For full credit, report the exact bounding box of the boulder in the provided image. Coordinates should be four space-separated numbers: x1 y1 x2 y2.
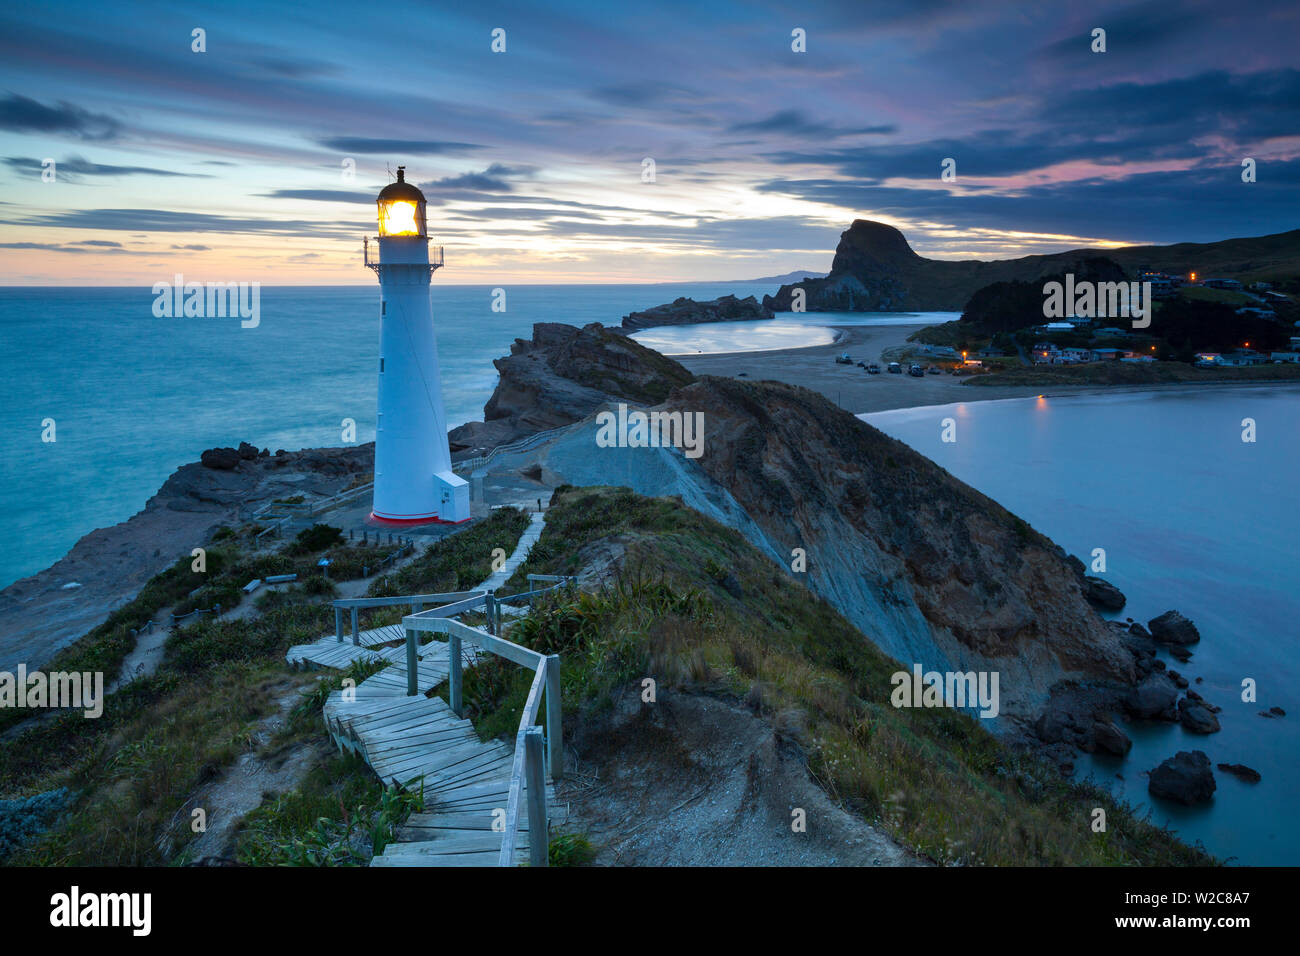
1216 763 1262 783
1035 707 1073 744
1148 610 1200 645
1148 750 1216 805
1091 719 1132 756
1177 697 1220 734
1126 673 1179 720
200 447 241 470
1083 576 1126 611
237 441 259 460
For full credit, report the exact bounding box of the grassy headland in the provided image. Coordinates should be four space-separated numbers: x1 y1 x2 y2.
459 485 1212 866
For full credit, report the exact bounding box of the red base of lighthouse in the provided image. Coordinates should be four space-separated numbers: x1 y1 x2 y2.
368 511 471 528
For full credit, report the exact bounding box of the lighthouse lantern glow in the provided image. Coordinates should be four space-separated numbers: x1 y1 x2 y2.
378 199 423 237
365 165 469 526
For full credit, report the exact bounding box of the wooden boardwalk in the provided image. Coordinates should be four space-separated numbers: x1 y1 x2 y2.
281 513 560 867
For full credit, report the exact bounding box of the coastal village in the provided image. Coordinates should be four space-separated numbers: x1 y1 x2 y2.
883 268 1300 376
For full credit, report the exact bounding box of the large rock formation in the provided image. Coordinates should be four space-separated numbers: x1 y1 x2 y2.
644 376 1136 723
763 219 1300 313
763 220 1124 312
620 294 773 331
448 322 696 456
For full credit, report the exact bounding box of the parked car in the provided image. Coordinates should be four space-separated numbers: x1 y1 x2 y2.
908 364 925 377
887 362 902 373
866 363 881 374
927 366 941 375
835 353 853 365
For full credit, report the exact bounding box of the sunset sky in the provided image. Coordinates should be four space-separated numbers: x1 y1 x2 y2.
1 0 1297 285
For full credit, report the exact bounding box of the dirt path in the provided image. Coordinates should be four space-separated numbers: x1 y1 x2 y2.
174 674 329 863
559 685 925 867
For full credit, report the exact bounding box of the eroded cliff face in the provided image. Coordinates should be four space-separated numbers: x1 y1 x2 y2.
654 376 1135 722
449 322 696 455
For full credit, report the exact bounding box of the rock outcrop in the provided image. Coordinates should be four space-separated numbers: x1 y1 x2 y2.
620 294 773 331
1217 763 1261 783
1148 610 1201 645
1126 673 1180 720
1091 719 1133 756
1178 697 1221 734
1083 577 1126 611
763 220 1130 312
447 322 696 457
764 219 1300 313
1148 751 1216 805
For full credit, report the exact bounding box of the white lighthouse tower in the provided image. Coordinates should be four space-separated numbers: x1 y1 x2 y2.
365 167 469 525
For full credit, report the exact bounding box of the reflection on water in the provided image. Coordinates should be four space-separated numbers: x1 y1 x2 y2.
630 311 963 355
864 386 1300 865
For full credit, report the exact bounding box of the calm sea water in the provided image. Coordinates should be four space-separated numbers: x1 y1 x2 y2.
865 389 1300 865
0 283 770 588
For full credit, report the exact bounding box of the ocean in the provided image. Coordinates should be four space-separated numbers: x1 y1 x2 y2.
865 389 1300 865
0 283 770 589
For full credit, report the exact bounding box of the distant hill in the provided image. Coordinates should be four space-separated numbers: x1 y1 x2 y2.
732 269 826 284
763 221 1300 312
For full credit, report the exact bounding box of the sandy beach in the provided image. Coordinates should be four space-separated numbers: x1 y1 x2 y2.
674 323 1049 414
675 322 1300 416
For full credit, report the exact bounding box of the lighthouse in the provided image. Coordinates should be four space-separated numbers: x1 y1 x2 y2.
365 167 469 525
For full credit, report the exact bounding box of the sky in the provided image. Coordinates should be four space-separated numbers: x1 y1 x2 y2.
0 0 1297 285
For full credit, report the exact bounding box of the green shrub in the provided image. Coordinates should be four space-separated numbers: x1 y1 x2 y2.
289 524 344 556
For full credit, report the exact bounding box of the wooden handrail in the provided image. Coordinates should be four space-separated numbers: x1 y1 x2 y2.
401 613 563 867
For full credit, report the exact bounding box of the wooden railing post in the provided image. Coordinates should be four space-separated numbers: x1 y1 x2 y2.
350 607 360 645
334 606 343 643
485 590 497 636
406 627 418 696
449 628 463 717
545 654 562 781
525 726 548 868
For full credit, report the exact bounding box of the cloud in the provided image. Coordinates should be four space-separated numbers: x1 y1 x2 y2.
315 137 484 155
261 188 376 203
3 155 200 178
727 110 896 139
0 93 120 140
0 208 368 238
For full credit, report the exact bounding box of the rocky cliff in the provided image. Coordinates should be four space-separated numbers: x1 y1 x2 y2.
620 294 773 331
662 376 1135 721
764 219 1124 312
535 364 1136 725
448 322 696 456
764 220 1300 313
